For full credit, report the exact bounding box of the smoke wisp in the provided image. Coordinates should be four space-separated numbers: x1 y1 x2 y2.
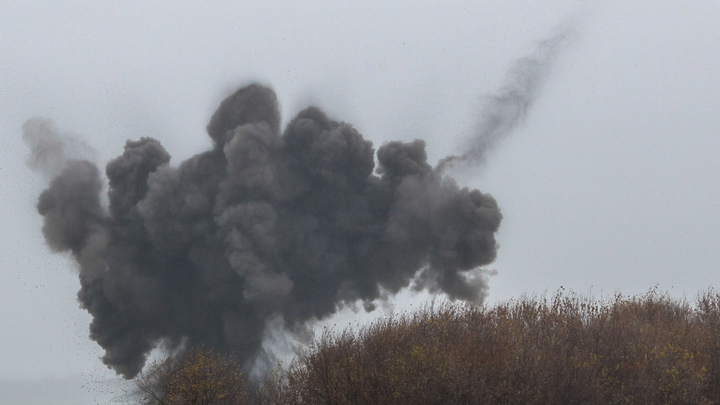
436 22 576 173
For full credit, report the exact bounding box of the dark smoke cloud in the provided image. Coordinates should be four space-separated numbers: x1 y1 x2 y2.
436 22 576 173
24 20 575 379
24 85 501 378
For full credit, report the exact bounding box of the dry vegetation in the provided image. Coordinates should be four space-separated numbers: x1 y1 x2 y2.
136 289 720 405
135 348 247 405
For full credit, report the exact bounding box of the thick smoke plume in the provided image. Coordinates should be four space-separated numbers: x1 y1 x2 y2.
24 21 573 379
24 89 501 378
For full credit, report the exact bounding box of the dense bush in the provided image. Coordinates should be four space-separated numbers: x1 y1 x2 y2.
135 348 248 405
268 289 720 405
132 289 720 404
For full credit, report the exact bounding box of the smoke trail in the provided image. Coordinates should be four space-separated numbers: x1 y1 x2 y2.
25 85 502 378
436 22 576 173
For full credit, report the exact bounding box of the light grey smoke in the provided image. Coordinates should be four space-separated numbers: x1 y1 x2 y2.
25 85 502 379
436 22 577 173
22 118 98 181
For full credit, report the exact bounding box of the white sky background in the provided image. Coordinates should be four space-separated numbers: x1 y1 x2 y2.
1 1 719 403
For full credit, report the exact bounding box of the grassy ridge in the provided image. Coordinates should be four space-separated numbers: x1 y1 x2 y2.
266 289 720 404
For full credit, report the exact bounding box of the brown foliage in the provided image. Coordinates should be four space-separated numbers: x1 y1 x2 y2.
134 348 247 405
269 289 720 405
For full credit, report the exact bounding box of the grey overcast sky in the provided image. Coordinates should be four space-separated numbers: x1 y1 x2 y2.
1 1 719 403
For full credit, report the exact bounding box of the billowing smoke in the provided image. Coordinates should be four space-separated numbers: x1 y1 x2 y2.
24 89 501 378
24 22 573 379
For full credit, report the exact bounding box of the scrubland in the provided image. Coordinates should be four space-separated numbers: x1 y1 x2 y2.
139 289 720 405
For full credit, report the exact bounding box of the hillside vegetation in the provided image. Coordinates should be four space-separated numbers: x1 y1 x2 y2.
137 289 720 405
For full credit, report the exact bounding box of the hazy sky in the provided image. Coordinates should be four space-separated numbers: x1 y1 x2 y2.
1 1 719 403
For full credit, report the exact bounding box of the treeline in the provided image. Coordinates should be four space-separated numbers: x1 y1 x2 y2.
133 289 720 404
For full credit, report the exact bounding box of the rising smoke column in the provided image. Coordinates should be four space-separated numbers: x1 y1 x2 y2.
24 20 574 379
